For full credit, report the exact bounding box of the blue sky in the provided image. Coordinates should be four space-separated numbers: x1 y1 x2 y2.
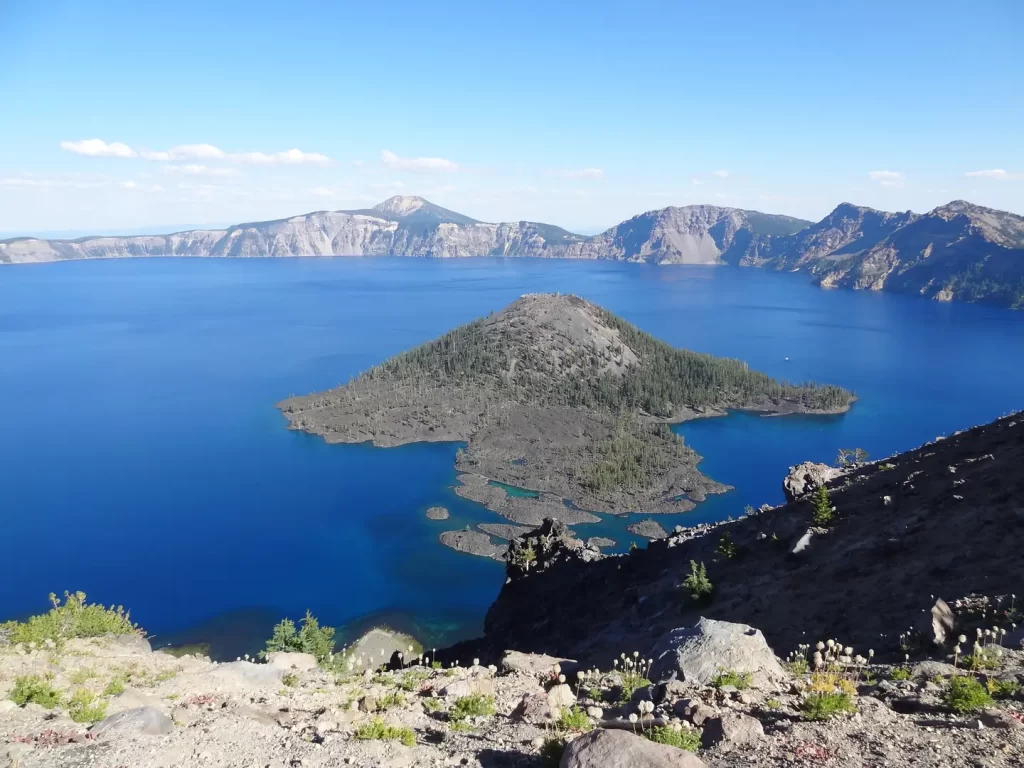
1 0 1021 235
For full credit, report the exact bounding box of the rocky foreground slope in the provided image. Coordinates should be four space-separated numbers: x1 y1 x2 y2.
4 196 1022 307
3 595 1022 767
481 413 1024 665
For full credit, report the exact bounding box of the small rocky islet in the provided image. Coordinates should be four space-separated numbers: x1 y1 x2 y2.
424 506 449 521
279 293 854 557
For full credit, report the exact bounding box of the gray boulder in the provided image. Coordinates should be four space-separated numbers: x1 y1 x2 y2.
501 650 578 679
209 660 282 688
560 728 705 767
266 651 318 672
915 598 956 647
106 688 166 716
91 706 173 739
700 712 765 749
511 691 551 724
650 618 787 689
783 462 841 502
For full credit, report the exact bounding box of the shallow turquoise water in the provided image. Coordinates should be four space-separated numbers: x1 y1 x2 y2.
1 257 1022 656
487 480 541 499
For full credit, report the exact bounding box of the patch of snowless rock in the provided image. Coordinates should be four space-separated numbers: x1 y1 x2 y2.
4 610 1024 768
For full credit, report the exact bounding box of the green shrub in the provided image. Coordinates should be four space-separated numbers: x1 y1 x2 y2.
557 706 592 732
645 725 701 752
103 676 126 696
264 611 336 665
682 560 712 602
715 532 739 559
800 692 856 721
987 678 1020 699
763 698 782 710
811 486 834 526
712 669 752 690
618 671 651 703
962 648 1001 671
943 676 994 713
397 670 429 691
450 692 496 721
785 658 809 675
9 675 61 708
889 666 912 681
353 717 415 746
66 689 107 723
281 672 299 687
1 592 141 647
377 691 405 710
422 698 443 713
68 668 98 684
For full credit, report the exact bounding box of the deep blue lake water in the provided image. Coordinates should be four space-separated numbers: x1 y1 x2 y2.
2 257 1022 656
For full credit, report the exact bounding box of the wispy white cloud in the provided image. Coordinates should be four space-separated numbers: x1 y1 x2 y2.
964 169 1023 181
380 149 458 173
868 170 906 188
546 168 605 180
162 164 241 178
60 140 332 166
0 174 109 189
168 143 226 161
371 181 406 190
232 149 331 166
310 186 337 197
60 139 136 158
691 178 703 186
712 170 730 178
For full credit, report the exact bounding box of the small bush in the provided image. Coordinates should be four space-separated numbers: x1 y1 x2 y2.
889 666 912 681
1 592 141 647
422 698 443 713
800 692 856 721
66 689 107 724
281 672 299 687
712 669 752 690
450 692 496 721
397 670 429 691
645 725 701 752
557 706 592 733
68 668 98 684
763 698 782 710
943 676 994 713
962 648 1001 671
9 675 61 708
986 678 1020 699
785 658 809 675
618 672 651 703
377 692 405 710
811 485 834 526
264 611 336 665
103 676 126 697
353 717 415 747
715 532 739 560
682 560 713 602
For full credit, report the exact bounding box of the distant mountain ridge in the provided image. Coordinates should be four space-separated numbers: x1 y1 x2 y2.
3 195 1022 307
